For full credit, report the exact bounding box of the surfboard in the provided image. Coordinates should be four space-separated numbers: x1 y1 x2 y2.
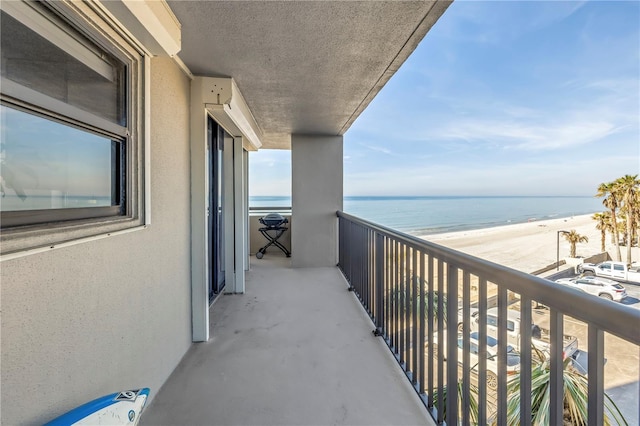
44 388 150 426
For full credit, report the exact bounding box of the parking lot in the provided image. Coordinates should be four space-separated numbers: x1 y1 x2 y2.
535 277 640 424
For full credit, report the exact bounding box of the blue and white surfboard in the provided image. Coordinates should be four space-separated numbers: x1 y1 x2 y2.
45 388 150 426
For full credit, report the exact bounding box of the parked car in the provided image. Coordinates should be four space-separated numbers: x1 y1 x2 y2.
431 331 520 390
577 261 640 284
555 276 627 302
460 307 579 360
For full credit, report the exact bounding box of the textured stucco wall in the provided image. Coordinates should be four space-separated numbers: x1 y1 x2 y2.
0 57 192 425
291 135 343 267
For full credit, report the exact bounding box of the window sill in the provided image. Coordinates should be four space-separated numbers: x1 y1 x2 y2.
0 217 147 260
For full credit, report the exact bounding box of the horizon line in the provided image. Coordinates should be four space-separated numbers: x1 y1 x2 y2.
250 194 599 198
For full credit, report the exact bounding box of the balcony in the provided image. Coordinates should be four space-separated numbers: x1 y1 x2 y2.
142 212 639 426
141 253 435 426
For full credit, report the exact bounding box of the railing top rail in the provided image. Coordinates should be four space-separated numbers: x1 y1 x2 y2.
249 206 292 214
337 210 640 344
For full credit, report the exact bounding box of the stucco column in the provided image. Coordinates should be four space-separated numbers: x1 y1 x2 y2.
291 135 343 267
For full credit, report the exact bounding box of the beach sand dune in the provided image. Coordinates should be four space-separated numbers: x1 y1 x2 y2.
419 214 636 273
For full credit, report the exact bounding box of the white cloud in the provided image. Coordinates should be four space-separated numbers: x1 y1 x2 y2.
437 118 623 151
360 144 396 156
344 154 639 197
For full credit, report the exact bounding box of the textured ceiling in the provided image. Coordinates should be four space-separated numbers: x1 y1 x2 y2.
167 1 451 148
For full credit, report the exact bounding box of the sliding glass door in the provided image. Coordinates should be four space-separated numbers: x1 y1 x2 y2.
208 117 226 300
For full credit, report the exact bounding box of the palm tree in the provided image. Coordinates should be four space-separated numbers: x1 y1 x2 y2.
592 212 609 253
503 356 627 425
437 346 629 425
615 174 640 264
562 229 588 258
432 380 480 425
597 182 622 261
634 189 640 247
391 275 448 324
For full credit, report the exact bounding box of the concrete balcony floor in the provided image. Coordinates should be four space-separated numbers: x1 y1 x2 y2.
141 254 435 425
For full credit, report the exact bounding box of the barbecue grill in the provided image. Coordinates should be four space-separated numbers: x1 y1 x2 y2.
256 213 291 259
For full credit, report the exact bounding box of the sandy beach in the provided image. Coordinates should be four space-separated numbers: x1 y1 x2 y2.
418 214 634 274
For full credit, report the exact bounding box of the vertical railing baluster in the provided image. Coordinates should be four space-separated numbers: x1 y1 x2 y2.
519 294 532 426
348 220 352 282
365 227 370 312
393 240 399 356
549 309 564 425
446 264 459 426
437 259 444 425
360 225 365 302
385 237 390 338
352 223 357 291
462 272 470 426
359 226 364 303
370 230 374 323
356 223 360 292
371 230 375 318
350 221 354 284
342 218 346 272
360 226 364 300
419 250 426 396
497 287 508 425
412 247 418 385
427 254 434 410
337 217 342 269
478 278 487 425
388 239 393 351
375 233 383 335
404 245 411 372
588 325 604 426
398 243 407 365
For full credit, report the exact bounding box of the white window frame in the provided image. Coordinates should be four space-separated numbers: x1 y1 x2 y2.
0 0 149 259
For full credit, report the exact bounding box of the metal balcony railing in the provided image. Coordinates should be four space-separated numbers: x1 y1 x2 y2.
337 211 640 426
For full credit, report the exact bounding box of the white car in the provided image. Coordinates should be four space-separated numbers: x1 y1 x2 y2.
555 276 627 302
431 331 520 390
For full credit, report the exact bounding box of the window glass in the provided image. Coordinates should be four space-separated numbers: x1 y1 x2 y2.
0 1 143 251
0 105 119 211
486 335 498 347
487 315 498 327
506 320 515 331
1 11 126 126
506 354 520 367
613 264 624 271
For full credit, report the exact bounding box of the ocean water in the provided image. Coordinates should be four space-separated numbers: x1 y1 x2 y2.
250 195 603 236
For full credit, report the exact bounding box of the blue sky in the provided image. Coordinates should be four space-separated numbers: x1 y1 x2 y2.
249 1 639 197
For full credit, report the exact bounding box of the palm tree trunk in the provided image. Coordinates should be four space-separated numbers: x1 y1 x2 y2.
600 230 606 252
627 216 633 264
611 208 622 261
570 242 577 258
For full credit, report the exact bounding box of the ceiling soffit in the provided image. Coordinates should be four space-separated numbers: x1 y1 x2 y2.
166 1 451 149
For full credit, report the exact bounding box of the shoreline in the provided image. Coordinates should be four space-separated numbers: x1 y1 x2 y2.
418 213 606 273
408 212 598 238
415 213 596 241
